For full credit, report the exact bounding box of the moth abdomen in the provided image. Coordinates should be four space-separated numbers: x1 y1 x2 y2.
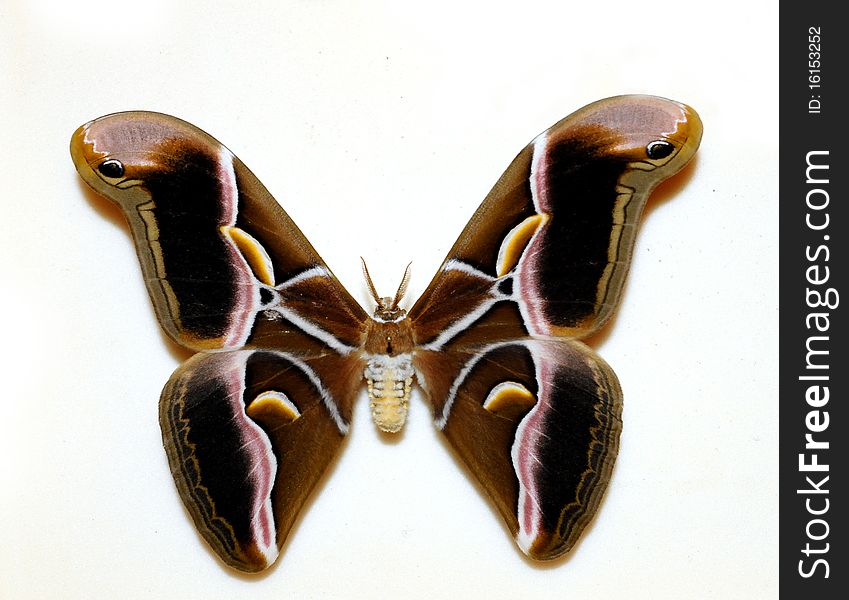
364 354 415 433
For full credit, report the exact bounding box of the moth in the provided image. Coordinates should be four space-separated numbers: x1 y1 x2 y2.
71 96 702 572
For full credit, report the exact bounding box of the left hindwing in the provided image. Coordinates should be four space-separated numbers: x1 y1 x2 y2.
160 349 364 572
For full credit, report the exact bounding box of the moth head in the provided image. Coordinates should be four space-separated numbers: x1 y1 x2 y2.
70 111 221 203
361 258 411 322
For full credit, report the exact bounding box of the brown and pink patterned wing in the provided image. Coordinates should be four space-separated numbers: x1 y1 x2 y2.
70 111 367 353
411 96 702 559
159 349 364 572
416 339 621 559
71 112 369 572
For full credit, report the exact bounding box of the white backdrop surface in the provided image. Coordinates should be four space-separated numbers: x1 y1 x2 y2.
1 1 777 598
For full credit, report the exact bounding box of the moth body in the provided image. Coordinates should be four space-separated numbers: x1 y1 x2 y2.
359 260 418 432
364 353 415 433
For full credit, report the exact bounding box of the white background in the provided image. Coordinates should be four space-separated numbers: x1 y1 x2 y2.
1 1 777 598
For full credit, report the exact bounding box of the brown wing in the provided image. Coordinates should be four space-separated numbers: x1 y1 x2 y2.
415 339 621 559
72 112 371 573
410 95 702 345
410 96 702 558
160 349 365 572
70 111 367 352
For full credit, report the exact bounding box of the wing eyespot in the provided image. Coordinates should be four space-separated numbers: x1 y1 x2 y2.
97 159 125 179
646 140 674 160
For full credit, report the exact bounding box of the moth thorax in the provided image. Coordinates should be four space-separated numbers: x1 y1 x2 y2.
364 354 414 433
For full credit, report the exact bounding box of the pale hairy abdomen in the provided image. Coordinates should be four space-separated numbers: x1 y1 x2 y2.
364 354 414 433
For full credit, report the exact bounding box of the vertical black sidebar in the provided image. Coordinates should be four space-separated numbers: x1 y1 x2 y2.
781 6 847 597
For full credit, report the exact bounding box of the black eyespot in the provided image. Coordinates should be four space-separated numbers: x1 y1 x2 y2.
98 159 125 178
259 287 275 306
497 277 514 297
646 140 675 160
